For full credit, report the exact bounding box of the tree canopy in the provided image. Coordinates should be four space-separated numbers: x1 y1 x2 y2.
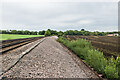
0 29 119 36
44 30 51 36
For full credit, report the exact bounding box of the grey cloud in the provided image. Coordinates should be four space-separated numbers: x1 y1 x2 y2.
1 2 118 31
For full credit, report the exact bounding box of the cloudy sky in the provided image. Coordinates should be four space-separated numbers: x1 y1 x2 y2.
0 0 119 32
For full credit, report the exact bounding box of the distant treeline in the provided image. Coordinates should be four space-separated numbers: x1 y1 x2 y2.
0 30 38 35
0 29 119 36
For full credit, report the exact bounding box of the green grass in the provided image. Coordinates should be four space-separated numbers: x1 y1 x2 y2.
0 34 44 40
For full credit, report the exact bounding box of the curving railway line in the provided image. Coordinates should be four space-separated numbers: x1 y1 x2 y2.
0 37 44 54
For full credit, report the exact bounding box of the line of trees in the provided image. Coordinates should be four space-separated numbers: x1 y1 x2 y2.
0 30 38 35
0 29 119 36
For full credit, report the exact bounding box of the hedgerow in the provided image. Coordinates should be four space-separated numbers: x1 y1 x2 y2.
57 36 120 79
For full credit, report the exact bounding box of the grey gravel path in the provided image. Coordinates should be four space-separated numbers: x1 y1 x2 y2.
2 36 99 78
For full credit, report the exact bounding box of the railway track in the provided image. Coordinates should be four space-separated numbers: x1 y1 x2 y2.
0 37 43 54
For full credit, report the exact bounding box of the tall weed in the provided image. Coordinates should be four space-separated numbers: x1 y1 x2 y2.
57 36 119 79
104 64 118 79
86 49 107 73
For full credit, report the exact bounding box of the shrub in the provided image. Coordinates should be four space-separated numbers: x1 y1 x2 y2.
105 56 119 78
86 49 107 73
57 36 119 79
57 36 68 45
66 39 92 59
44 30 51 36
104 64 118 79
72 47 90 59
116 57 120 77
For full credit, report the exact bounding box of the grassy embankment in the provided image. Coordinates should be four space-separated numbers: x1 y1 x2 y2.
57 36 120 79
0 34 44 40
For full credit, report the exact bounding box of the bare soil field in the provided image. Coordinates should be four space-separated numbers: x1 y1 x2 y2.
64 35 120 58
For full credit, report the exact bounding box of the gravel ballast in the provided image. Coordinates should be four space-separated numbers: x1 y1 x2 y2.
1 38 44 75
2 36 99 78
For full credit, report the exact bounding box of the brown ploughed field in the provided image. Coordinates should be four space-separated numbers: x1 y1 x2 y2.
64 35 120 58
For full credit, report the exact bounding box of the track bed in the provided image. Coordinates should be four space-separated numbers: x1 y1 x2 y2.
1 36 100 79
0 37 43 54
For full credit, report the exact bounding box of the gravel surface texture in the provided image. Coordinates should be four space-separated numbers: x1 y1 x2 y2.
2 36 99 78
1 38 44 74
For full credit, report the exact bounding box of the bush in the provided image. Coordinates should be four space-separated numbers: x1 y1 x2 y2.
57 36 120 79
86 49 107 73
104 64 118 79
57 36 68 45
116 57 120 78
67 39 92 49
66 39 92 59
72 47 90 59
44 30 51 36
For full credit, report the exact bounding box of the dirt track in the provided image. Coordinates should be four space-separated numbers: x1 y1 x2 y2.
2 36 99 78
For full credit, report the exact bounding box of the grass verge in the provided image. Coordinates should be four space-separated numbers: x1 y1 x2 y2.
57 36 120 79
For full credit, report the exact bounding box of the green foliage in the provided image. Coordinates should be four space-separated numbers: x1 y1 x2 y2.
57 36 119 79
72 46 90 59
0 30 38 35
116 57 120 77
104 56 119 79
116 57 120 68
66 39 92 59
57 31 63 37
0 29 118 36
86 49 107 73
104 64 118 79
67 39 92 48
63 30 108 36
57 36 68 45
38 30 45 35
67 39 107 73
44 30 51 36
49 29 58 35
81 29 85 31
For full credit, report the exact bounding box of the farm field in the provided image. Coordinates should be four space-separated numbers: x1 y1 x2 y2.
64 35 120 58
0 34 44 40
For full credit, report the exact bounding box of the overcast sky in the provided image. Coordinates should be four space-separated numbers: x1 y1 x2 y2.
0 0 119 32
